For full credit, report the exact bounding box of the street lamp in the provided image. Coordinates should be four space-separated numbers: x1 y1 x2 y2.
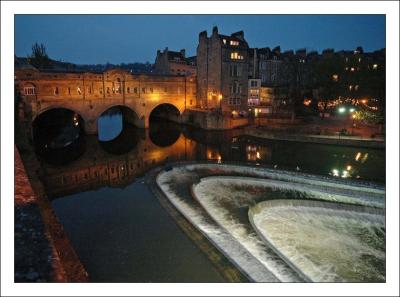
218 94 223 113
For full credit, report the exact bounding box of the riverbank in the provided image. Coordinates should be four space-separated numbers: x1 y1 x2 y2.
14 123 88 282
244 127 385 149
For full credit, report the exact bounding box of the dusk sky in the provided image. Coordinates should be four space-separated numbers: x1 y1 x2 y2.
15 15 385 65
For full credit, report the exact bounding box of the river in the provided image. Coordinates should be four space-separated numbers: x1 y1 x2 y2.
32 112 385 282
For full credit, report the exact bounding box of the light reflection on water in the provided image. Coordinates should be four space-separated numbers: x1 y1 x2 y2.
32 112 385 282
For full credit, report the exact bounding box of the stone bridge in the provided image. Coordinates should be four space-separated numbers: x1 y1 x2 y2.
15 69 197 134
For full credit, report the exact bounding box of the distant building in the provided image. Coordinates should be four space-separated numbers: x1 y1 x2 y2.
196 26 249 115
154 47 196 76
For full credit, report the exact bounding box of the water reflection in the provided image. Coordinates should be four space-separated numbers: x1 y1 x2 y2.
36 119 385 199
97 107 123 141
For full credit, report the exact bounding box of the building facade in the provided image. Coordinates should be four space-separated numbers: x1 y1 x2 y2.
196 26 249 115
154 47 196 76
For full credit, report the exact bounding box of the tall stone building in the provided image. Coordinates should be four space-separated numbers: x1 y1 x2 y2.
154 47 196 76
196 26 249 115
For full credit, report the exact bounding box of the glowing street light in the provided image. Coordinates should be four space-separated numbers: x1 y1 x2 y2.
349 108 355 113
338 107 346 113
218 94 223 111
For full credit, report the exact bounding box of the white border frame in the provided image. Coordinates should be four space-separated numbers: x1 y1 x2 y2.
1 1 399 296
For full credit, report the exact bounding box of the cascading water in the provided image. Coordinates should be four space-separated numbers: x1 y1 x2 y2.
249 200 385 282
157 164 385 282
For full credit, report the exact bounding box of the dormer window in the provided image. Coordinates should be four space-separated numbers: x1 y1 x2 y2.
230 40 239 46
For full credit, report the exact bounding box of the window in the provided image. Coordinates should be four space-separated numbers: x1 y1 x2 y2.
99 88 103 94
142 87 146 94
231 81 241 94
261 73 266 83
68 87 71 95
260 61 266 70
24 86 36 95
373 64 378 70
77 87 82 95
230 65 240 77
190 100 193 105
250 80 258 87
134 87 138 94
230 40 239 46
164 87 168 93
230 52 244 60
349 85 353 91
150 88 153 93
127 87 130 93
115 78 121 93
107 87 110 94
354 85 359 91
54 87 59 95
222 39 226 44
88 86 92 94
332 74 339 82
228 98 241 105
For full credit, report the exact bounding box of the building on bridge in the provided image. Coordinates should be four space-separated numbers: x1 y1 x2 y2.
154 47 196 76
15 68 197 134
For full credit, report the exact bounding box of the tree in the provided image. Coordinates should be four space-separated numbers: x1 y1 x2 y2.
312 55 345 118
29 42 52 69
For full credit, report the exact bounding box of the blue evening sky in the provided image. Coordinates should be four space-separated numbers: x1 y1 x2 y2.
15 15 385 65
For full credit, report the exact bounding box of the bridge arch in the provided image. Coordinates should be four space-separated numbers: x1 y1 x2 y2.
149 103 182 124
32 107 86 156
96 104 143 141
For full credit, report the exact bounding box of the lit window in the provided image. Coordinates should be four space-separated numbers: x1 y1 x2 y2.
373 64 378 70
350 67 355 72
230 52 244 60
222 39 226 44
355 85 359 91
349 85 353 91
24 86 35 95
77 87 82 95
230 40 239 46
332 74 339 82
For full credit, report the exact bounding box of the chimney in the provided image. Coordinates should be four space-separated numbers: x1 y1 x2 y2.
180 49 186 58
212 26 218 35
199 30 207 41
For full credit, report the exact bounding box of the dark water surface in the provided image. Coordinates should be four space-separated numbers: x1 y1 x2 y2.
34 113 385 282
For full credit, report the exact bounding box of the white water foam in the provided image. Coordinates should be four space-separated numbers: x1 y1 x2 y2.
156 167 282 282
250 200 385 282
156 163 385 282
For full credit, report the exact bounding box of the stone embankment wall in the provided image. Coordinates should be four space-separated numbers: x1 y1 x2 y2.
183 109 249 130
14 144 89 282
